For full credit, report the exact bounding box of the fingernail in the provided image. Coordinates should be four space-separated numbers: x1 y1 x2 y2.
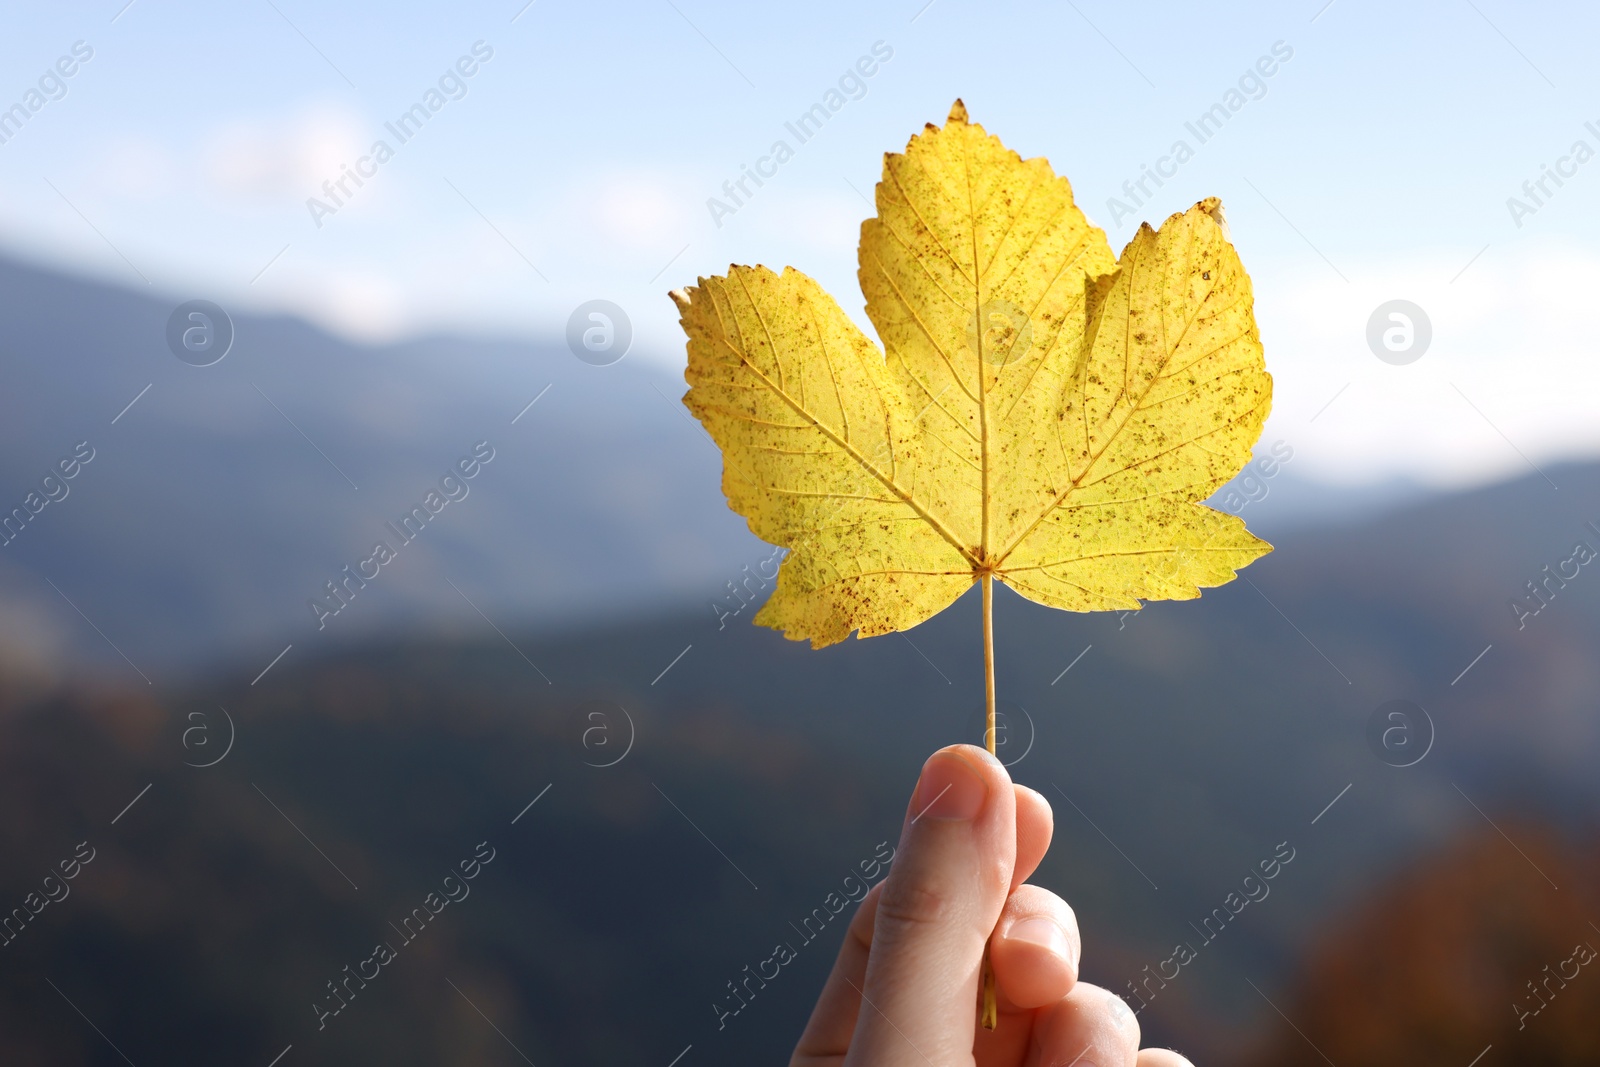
910 751 987 822
1008 917 1069 959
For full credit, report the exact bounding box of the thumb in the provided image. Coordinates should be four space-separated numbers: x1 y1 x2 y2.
850 744 1015 1065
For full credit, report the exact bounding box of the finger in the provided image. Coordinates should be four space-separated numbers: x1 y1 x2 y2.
851 744 1015 1065
1011 784 1053 890
799 779 1050 1065
791 880 884 1065
1137 1050 1196 1067
1032 982 1141 1067
969 784 1056 1067
989 883 1080 1009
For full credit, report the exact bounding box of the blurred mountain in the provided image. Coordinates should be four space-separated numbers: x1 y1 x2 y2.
0 249 764 678
1 249 1430 680
3 250 1599 1063
0 448 1594 1062
0 656 900 1066
1247 823 1600 1066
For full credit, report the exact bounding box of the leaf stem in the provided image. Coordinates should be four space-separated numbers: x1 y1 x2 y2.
982 573 996 755
980 572 998 1031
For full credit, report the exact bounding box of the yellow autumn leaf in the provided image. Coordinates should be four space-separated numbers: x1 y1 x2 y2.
672 100 1273 649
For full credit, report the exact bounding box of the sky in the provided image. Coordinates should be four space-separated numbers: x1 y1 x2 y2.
1 0 1597 490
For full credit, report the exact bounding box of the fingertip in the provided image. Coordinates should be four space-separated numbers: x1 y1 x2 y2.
944 742 1007 778
992 885 1080 1009
993 917 1076 1008
1137 1049 1196 1067
1014 781 1050 811
910 747 991 821
1034 982 1142 1067
1012 783 1053 886
1014 784 1052 836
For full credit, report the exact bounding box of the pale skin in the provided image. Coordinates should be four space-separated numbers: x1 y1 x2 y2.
792 744 1194 1067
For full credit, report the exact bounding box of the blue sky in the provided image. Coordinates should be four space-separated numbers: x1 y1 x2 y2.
2 0 1597 489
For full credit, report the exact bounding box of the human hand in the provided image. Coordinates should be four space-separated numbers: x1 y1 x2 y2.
792 744 1192 1067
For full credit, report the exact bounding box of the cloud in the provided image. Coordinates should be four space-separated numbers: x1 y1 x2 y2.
587 172 693 250
1258 238 1600 488
203 104 367 202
